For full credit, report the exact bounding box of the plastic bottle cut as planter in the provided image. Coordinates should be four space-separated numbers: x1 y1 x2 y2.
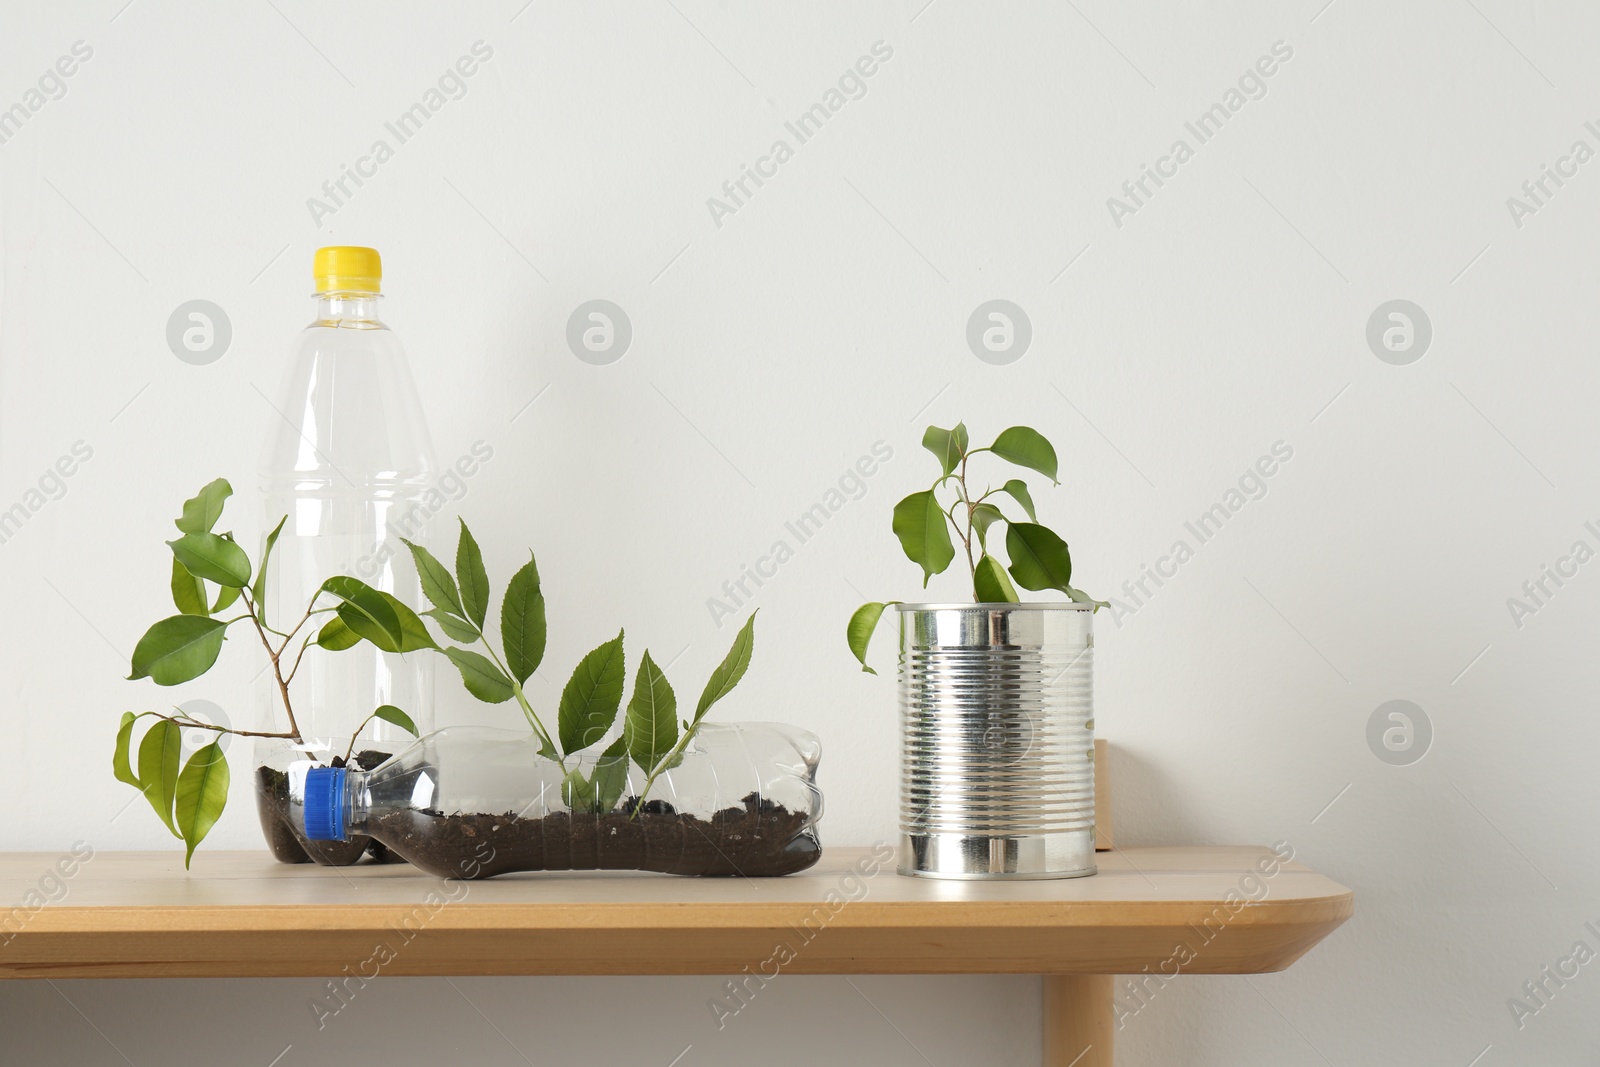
299 723 824 878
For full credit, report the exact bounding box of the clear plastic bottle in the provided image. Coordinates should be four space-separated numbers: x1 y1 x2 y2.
300 724 824 878
254 246 437 865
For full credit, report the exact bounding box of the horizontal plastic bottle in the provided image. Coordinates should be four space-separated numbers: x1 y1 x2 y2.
300 724 823 879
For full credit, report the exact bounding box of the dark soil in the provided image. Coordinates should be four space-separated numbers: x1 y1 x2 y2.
255 749 406 866
368 792 820 879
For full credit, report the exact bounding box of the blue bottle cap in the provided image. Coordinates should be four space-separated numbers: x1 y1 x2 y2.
302 767 347 841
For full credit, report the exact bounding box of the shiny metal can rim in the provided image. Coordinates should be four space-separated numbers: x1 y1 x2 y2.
896 864 1099 880
895 602 1094 612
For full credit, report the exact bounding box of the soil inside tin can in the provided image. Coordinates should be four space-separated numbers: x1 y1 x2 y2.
256 749 405 866
367 793 819 879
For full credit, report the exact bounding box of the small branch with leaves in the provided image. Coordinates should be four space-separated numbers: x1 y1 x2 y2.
846 422 1106 673
113 478 420 866
402 520 759 817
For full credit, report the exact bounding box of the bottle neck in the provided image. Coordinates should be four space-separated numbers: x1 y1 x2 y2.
315 290 383 326
345 770 371 834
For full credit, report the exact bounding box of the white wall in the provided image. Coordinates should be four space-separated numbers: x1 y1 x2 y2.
2 0 1595 1063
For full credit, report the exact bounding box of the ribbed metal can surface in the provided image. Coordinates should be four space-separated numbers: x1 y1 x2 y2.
897 603 1096 879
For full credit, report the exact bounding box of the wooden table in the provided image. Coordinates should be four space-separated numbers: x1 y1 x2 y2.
0 845 1351 1065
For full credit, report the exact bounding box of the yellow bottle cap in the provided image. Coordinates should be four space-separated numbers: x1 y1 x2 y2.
313 246 382 293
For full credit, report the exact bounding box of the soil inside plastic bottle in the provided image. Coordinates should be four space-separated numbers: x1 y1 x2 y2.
256 750 405 866
368 793 820 879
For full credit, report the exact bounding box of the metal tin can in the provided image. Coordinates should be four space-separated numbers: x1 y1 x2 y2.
897 603 1096 879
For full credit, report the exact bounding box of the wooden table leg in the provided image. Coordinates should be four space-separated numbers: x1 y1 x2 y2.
1043 974 1114 1066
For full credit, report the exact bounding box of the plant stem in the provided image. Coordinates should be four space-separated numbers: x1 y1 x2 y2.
458 621 565 771
240 587 304 744
630 720 701 819
274 597 324 659
957 451 977 593
284 631 318 686
508 677 564 771
343 711 378 763
148 710 297 740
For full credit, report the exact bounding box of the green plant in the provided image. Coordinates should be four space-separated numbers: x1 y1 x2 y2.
113 478 423 865
846 422 1104 672
402 520 758 816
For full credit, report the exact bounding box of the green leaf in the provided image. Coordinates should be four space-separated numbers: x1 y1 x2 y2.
1005 522 1074 594
970 503 1005 546
990 427 1059 484
174 478 232 535
1066 585 1110 610
624 651 678 774
974 553 1021 603
401 538 465 620
321 576 398 642
372 704 419 736
170 558 208 616
558 630 626 754
592 736 631 813
137 719 182 838
210 583 241 614
251 515 286 612
175 741 229 868
168 532 252 588
394 598 439 653
921 424 967 477
455 519 489 630
560 767 595 811
999 479 1038 522
892 490 955 587
316 615 360 651
847 601 894 675
693 612 756 724
502 556 547 685
113 712 140 788
322 577 437 654
423 608 480 644
442 647 515 703
128 615 228 685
